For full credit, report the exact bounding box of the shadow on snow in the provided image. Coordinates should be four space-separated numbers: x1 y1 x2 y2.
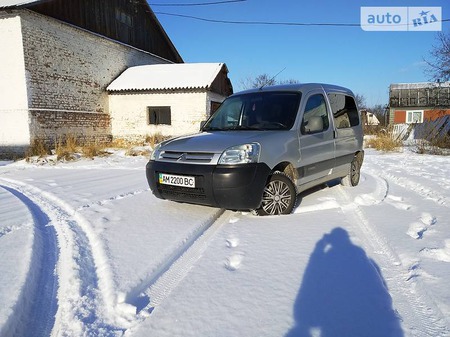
286 227 403 337
1 185 58 337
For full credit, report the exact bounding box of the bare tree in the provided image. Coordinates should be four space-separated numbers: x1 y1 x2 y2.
425 31 450 81
239 74 276 89
370 104 388 126
239 73 300 90
355 93 367 110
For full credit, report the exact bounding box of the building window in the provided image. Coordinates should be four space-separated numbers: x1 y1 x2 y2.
115 8 133 42
148 107 171 125
210 101 222 115
406 110 424 124
115 8 133 27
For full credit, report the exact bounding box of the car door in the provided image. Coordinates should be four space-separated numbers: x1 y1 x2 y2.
297 92 335 185
327 92 361 173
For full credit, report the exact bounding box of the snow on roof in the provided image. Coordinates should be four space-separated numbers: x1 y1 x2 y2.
107 63 226 92
0 0 40 8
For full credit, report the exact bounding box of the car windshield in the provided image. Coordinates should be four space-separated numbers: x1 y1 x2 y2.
202 91 301 131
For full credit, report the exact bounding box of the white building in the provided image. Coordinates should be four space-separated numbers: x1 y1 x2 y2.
366 112 380 126
0 0 183 157
107 63 233 139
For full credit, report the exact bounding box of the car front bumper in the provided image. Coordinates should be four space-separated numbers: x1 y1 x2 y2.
146 161 271 210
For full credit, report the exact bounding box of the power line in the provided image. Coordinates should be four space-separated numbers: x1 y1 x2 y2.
154 12 361 26
155 12 450 27
150 0 246 6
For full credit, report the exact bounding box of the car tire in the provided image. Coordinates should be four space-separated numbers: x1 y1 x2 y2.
341 156 361 187
255 172 297 216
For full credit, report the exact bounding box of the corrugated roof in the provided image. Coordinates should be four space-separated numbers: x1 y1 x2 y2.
0 0 40 8
107 63 226 92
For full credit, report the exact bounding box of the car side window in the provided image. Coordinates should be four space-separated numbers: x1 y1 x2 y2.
328 93 360 129
301 94 330 134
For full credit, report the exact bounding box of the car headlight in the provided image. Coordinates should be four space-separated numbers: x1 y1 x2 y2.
218 143 260 165
150 143 162 160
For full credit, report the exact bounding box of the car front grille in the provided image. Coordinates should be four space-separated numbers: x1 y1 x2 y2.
158 184 207 201
159 151 215 164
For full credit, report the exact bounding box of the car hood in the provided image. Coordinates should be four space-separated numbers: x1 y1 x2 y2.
159 131 279 153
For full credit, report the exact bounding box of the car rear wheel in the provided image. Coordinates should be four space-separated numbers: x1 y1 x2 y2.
341 156 361 187
256 172 297 216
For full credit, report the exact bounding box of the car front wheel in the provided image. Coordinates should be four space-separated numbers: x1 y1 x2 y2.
256 172 297 216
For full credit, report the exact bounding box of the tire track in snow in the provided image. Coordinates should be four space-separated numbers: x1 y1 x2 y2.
0 178 132 336
124 209 235 328
365 161 448 208
0 185 58 337
353 172 389 207
1 177 235 335
146 210 233 308
336 174 401 266
336 178 450 337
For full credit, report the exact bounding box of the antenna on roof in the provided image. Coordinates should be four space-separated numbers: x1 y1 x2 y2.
259 67 286 90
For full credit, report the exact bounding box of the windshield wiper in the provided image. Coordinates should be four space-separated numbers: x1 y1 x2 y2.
203 126 226 131
228 125 261 130
204 125 262 131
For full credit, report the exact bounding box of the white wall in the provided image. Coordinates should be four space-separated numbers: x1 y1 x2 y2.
109 91 215 139
0 13 30 148
20 9 168 115
1 9 172 154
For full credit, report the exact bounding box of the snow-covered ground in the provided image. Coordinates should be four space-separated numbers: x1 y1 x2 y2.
0 147 449 337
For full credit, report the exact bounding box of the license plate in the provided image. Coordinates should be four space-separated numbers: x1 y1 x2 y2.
159 173 196 188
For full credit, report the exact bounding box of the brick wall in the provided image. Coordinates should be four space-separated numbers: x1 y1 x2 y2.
390 108 450 124
1 9 172 155
29 110 112 146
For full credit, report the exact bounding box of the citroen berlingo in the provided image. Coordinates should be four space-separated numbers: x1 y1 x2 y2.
146 83 364 215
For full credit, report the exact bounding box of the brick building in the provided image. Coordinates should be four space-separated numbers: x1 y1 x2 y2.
389 82 450 124
0 0 183 157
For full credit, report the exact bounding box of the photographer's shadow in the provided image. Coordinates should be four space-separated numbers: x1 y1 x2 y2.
286 228 403 337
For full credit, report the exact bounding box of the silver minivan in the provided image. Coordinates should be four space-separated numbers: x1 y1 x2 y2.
146 83 364 215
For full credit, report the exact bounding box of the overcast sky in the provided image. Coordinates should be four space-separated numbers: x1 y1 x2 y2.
150 0 449 107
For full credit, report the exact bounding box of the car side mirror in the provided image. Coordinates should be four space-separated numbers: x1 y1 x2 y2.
305 116 323 133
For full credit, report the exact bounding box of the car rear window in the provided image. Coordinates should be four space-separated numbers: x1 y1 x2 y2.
328 93 360 129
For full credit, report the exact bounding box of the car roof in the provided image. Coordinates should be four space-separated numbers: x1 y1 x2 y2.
234 83 355 97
